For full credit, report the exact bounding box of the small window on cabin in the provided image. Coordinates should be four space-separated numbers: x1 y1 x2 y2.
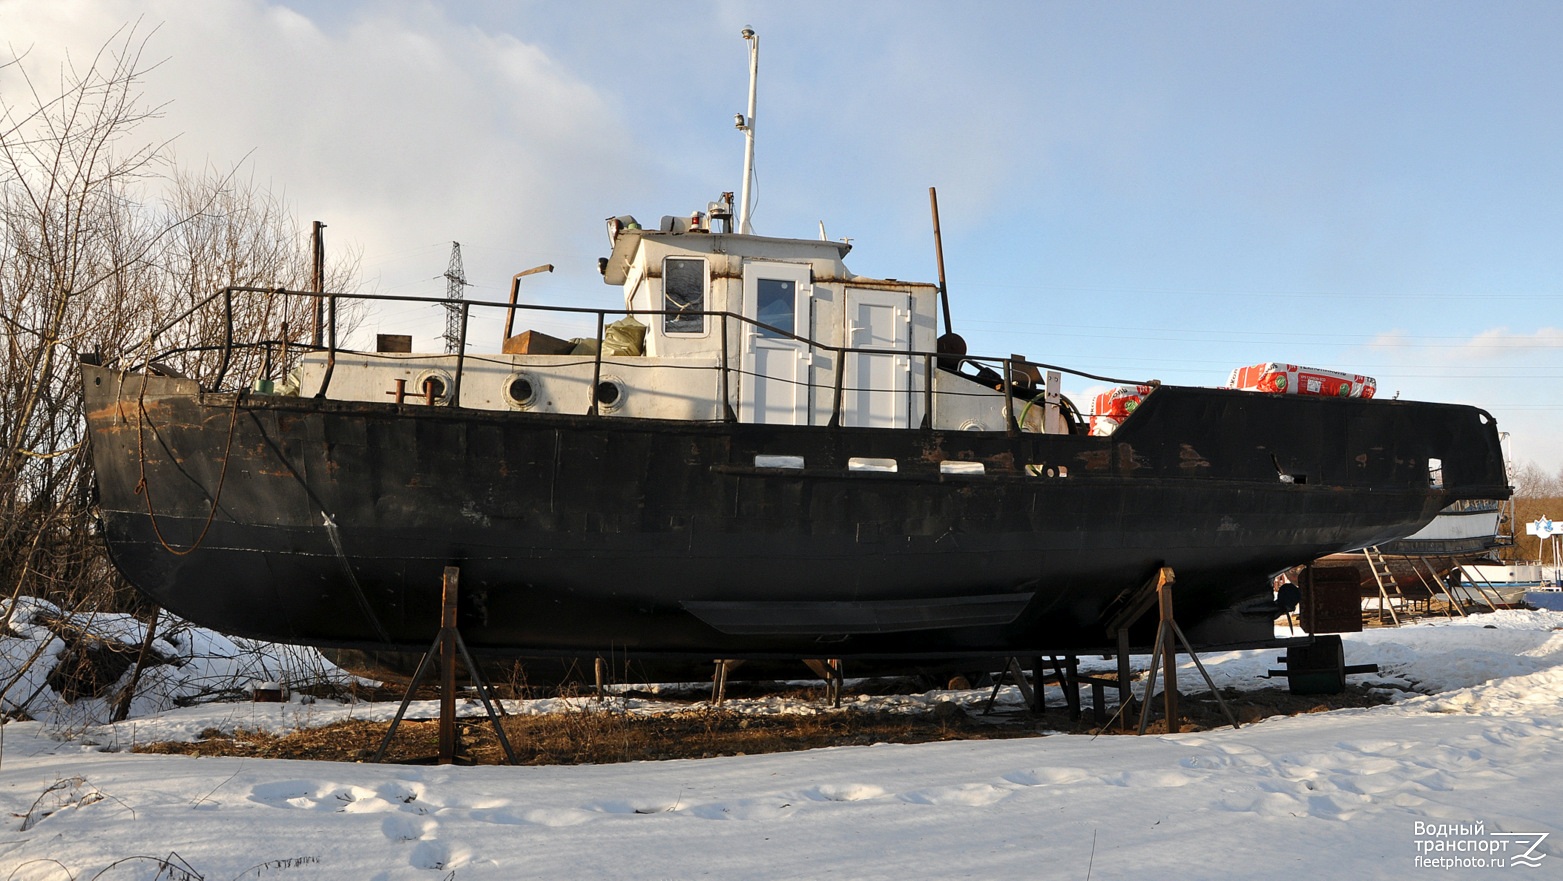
756 279 796 338
1428 458 1443 489
664 257 706 335
848 457 898 473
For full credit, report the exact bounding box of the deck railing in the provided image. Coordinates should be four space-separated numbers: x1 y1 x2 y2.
128 285 1152 433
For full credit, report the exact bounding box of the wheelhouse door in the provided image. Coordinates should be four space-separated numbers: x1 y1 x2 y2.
843 288 912 428
739 262 813 425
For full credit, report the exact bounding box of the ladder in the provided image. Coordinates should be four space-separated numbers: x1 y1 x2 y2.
1362 546 1402 626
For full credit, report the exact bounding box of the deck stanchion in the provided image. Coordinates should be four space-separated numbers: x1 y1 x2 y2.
922 355 934 430
589 313 606 415
719 312 736 422
451 302 469 408
828 353 846 428
212 290 235 391
316 293 338 399
1002 358 1019 437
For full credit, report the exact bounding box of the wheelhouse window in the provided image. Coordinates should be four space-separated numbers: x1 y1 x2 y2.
756 278 796 338
663 257 706 334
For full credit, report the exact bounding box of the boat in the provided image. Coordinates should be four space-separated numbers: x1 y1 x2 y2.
1317 496 1509 604
1456 562 1544 608
78 227 1514 661
1376 498 1506 558
1450 519 1563 608
78 36 1512 664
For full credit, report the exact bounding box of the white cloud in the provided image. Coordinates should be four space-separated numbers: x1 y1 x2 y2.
2 0 643 346
1366 327 1563 365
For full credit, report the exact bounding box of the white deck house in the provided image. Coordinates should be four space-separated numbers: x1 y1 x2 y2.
297 212 1026 434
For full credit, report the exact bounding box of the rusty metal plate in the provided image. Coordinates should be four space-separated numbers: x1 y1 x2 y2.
1300 565 1365 634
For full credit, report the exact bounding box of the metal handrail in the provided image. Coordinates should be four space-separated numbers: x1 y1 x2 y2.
127 285 1148 428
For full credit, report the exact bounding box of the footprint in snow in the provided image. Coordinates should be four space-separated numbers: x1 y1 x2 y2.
803 784 887 802
1217 790 1298 817
410 839 465 871
586 799 680 815
1002 767 1091 786
1104 769 1197 788
898 783 1009 807
248 780 378 811
1303 792 1366 822
1334 738 1416 757
247 779 323 807
471 806 596 827
382 813 436 843
1328 769 1407 797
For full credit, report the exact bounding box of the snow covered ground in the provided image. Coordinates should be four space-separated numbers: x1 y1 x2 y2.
2 606 1562 879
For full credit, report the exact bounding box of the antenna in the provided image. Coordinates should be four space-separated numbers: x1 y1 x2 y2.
737 27 759 234
443 242 469 354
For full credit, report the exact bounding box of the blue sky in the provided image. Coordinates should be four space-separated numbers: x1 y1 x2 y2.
7 1 1562 470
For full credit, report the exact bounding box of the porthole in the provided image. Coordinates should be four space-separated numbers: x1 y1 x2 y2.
959 420 988 432
594 375 625 412
413 369 452 404
504 372 537 409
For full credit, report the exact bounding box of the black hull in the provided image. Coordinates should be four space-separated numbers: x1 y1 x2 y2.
82 365 1509 658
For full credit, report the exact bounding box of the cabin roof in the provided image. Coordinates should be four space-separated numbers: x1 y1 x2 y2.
603 229 854 285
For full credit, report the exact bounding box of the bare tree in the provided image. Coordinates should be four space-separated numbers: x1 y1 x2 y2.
147 164 361 387
1510 460 1563 500
0 25 359 641
0 28 169 621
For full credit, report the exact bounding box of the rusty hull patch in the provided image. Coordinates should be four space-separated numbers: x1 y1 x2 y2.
1179 443 1211 470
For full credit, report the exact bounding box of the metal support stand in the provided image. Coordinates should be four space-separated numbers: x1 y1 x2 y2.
1132 567 1240 735
711 659 742 705
982 656 1085 718
373 567 518 765
1051 655 1083 719
1115 629 1133 728
983 657 1037 713
803 658 844 707
1100 570 1164 730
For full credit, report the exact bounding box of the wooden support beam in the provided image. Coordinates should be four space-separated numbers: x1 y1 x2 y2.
1157 569 1178 733
438 567 458 764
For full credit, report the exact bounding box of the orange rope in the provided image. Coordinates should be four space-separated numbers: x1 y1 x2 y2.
133 375 244 557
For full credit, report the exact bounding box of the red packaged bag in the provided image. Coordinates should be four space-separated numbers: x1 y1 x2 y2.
1226 363 1376 398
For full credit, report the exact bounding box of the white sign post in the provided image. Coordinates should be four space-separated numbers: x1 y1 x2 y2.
1527 518 1562 588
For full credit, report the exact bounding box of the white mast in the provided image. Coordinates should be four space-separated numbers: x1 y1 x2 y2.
737 27 758 235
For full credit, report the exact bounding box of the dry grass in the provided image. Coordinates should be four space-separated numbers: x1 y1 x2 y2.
133 683 1390 766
